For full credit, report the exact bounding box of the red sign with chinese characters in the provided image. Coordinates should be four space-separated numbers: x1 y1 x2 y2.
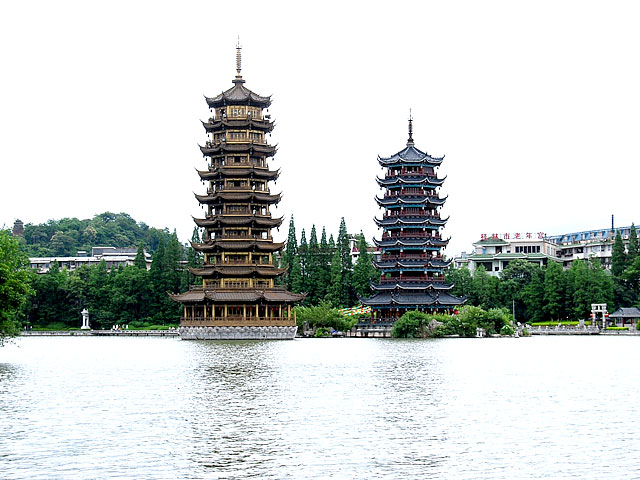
480 232 546 241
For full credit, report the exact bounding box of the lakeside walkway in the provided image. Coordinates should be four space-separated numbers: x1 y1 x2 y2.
529 325 640 336
20 330 179 337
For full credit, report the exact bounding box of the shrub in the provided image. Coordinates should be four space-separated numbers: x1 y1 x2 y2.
392 311 428 338
500 324 515 336
294 302 355 333
314 327 329 337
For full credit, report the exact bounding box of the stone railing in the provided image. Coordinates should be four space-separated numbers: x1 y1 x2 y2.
181 317 295 327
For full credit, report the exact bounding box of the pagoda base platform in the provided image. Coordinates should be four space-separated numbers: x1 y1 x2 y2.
179 325 297 340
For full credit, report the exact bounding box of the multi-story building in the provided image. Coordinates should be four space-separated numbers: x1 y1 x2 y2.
29 246 151 273
170 44 304 340
459 223 639 275
548 225 638 269
465 234 560 276
361 118 464 323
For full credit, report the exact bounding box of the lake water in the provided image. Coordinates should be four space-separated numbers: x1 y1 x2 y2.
1 336 639 479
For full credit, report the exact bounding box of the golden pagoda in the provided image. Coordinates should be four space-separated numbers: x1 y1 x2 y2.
171 43 304 339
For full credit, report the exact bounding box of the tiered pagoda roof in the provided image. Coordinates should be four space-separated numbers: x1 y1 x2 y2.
205 80 272 108
170 42 305 334
361 116 465 313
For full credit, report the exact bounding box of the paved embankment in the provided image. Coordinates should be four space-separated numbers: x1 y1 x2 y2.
20 330 179 337
530 327 640 336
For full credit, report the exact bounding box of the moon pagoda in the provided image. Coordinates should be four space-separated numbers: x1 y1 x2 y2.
360 117 465 324
171 44 304 340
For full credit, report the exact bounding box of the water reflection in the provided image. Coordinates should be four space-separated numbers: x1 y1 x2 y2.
1 336 640 479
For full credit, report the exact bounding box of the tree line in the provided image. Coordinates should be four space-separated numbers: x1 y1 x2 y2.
19 212 175 257
279 216 378 308
447 258 613 323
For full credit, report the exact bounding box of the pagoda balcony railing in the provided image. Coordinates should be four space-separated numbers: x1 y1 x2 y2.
385 168 433 177
215 234 272 241
382 213 440 220
218 186 268 192
209 162 268 170
205 139 267 148
379 275 443 283
382 232 441 240
212 259 272 266
182 317 294 327
384 191 438 199
381 254 444 261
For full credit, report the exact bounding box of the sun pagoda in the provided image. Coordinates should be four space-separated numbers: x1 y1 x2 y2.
170 43 305 340
360 116 465 324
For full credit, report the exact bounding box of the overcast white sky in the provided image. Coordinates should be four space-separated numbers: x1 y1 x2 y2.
1 1 639 256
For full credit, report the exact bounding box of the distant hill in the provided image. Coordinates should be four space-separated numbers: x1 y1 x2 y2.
20 212 177 257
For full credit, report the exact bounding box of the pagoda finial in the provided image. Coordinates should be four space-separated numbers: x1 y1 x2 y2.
407 109 414 146
234 37 244 84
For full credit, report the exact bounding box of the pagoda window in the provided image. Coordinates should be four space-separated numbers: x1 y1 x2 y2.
249 132 263 142
214 133 226 143
254 280 271 289
250 156 265 167
204 279 221 288
226 204 249 214
226 254 247 265
230 107 246 118
224 279 251 289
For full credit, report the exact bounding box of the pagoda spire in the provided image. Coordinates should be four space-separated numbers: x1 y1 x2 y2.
234 38 245 84
407 109 414 146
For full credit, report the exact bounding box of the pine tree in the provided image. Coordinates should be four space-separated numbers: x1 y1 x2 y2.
628 223 639 264
543 261 564 320
336 218 354 305
306 225 322 304
352 233 378 298
523 266 545 323
283 216 298 290
612 230 629 308
134 241 146 269
290 255 303 293
318 226 331 300
612 231 627 277
325 250 344 307
299 228 308 291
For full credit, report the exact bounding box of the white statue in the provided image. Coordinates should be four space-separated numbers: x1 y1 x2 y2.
81 308 90 330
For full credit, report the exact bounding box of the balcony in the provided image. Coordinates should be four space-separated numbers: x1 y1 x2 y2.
381 232 441 240
379 275 442 283
181 317 295 327
216 234 272 241
381 254 444 261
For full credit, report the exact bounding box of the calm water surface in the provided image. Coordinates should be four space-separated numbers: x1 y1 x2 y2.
1 336 638 479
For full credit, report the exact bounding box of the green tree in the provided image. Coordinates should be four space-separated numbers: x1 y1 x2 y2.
352 233 378 298
0 230 34 342
499 259 537 321
446 266 473 300
543 261 564 320
628 224 639 264
134 241 147 269
298 228 308 291
612 230 627 277
305 225 323 304
318 226 331 298
282 216 298 290
523 266 545 323
471 265 500 310
336 218 354 305
325 250 345 307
